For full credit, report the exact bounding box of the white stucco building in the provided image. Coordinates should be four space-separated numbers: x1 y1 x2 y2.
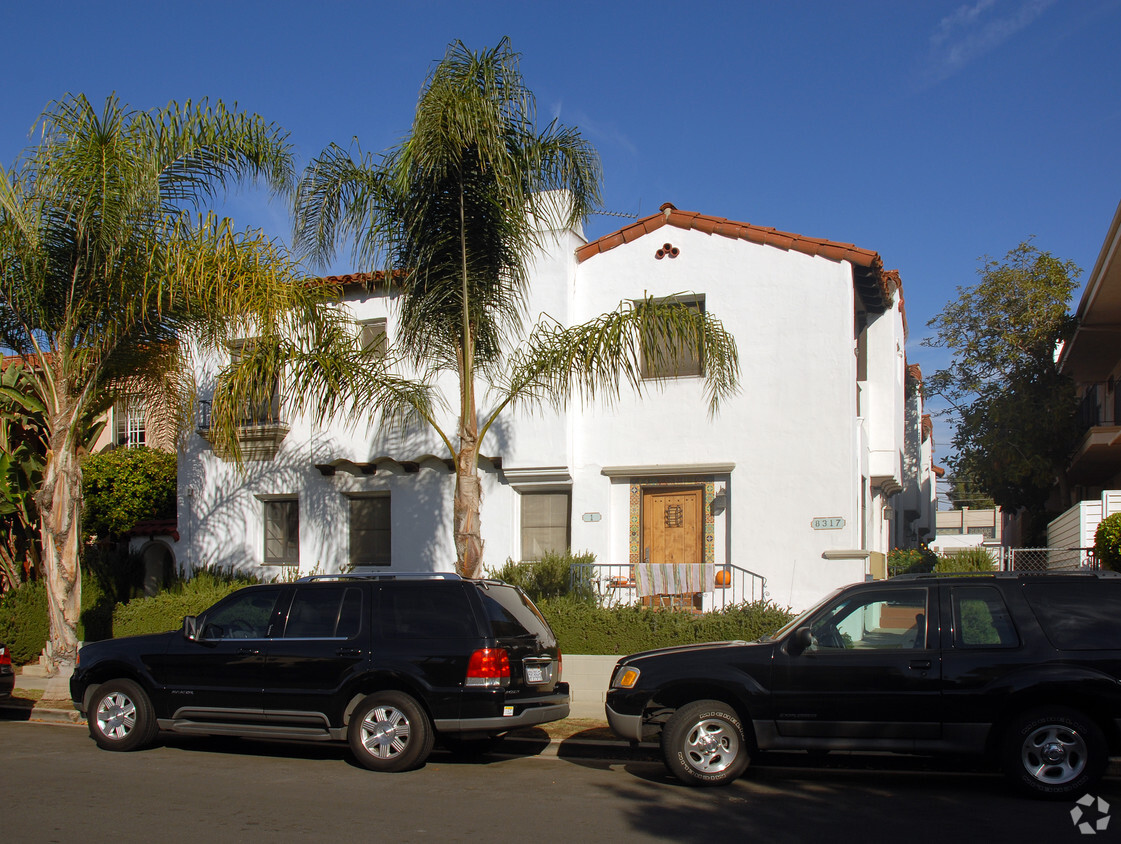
173 201 932 611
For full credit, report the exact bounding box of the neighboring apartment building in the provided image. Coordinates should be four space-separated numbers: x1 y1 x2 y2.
175 201 931 611
894 364 939 549
1052 196 1121 551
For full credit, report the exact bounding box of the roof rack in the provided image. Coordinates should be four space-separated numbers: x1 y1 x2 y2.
889 570 1118 581
295 571 462 583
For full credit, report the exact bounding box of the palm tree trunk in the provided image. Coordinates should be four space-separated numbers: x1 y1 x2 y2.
454 340 485 578
36 416 82 674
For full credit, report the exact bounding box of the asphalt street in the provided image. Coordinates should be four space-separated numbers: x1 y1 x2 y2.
2 720 1117 843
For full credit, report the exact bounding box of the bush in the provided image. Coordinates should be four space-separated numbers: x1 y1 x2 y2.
487 550 597 603
888 547 936 576
82 446 176 540
933 547 997 573
0 580 48 664
538 596 794 654
1094 513 1121 571
111 568 258 638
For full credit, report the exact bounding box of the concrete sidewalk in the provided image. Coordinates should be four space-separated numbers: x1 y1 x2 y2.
0 665 84 725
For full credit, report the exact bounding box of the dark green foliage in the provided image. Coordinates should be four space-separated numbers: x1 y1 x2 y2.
487 550 597 602
82 447 177 540
933 548 997 572
1094 513 1121 571
111 569 258 638
0 580 48 663
888 547 937 576
538 596 794 655
924 241 1080 538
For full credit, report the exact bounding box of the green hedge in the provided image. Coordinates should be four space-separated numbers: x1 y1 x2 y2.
0 580 49 664
111 572 253 638
539 595 794 655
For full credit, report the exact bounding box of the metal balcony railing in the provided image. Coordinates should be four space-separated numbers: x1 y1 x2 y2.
570 562 768 612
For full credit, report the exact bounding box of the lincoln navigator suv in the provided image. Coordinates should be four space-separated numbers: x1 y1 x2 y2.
71 573 568 771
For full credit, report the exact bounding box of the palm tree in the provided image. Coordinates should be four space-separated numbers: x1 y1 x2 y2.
295 39 741 579
0 94 400 672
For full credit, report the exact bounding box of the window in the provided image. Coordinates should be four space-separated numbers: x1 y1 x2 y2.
230 339 281 425
199 587 283 639
115 395 146 448
350 495 391 566
381 583 477 638
809 588 927 651
640 294 704 379
951 586 1018 648
263 498 299 564
359 318 388 356
282 586 362 639
1023 582 1121 650
521 492 570 560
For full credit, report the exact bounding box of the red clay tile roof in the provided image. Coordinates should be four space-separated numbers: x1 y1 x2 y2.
577 203 897 313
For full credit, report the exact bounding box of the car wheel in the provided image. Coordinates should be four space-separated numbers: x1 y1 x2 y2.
1002 706 1107 799
661 699 750 787
348 691 434 772
441 734 505 758
88 679 157 752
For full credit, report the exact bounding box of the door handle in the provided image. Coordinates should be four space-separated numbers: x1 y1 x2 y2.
237 647 260 655
336 648 361 656
909 659 932 670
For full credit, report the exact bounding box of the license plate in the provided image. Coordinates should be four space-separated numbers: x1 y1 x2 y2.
526 665 545 684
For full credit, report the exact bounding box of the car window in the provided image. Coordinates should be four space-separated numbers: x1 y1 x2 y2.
951 586 1019 648
282 586 362 639
381 583 478 638
809 588 927 651
199 588 283 639
1023 582 1121 650
478 584 554 642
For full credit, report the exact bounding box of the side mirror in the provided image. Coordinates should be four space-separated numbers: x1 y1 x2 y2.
183 615 198 641
791 626 814 654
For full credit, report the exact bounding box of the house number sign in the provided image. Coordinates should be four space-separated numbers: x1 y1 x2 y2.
811 517 845 530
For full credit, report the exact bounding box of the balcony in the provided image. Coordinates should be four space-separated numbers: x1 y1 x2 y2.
197 399 289 461
1067 384 1121 485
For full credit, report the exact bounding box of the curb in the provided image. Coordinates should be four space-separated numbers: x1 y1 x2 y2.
0 698 85 726
0 699 654 758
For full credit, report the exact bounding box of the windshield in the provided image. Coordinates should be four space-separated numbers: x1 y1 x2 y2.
758 587 845 642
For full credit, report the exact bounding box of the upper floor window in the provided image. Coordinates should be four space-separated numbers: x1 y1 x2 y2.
640 294 704 379
115 395 146 448
521 491 570 561
359 318 388 356
231 339 281 425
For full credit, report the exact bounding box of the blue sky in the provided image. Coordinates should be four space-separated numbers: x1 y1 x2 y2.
3 0 1120 472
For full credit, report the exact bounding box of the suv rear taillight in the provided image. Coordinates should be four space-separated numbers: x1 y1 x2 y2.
558 651 563 681
465 648 510 687
0 645 10 667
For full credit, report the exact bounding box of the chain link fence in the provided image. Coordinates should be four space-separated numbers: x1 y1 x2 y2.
998 547 1099 572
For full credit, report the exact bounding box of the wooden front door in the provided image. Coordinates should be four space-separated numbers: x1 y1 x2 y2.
642 487 703 566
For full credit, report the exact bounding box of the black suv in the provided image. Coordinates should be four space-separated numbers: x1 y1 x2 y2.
70 573 568 771
606 571 1121 797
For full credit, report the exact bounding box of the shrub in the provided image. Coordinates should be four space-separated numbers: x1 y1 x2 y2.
538 596 794 654
111 569 256 638
1094 513 1121 571
888 547 936 576
486 550 597 603
933 547 996 573
82 446 176 540
0 579 48 663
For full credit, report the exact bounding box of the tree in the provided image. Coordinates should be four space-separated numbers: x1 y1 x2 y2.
82 447 177 541
294 39 741 578
0 359 104 592
924 240 1080 540
0 95 383 672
